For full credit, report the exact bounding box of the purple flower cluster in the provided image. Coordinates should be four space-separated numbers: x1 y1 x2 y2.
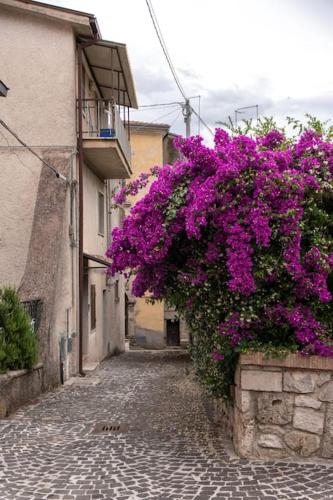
219 313 254 348
107 126 333 358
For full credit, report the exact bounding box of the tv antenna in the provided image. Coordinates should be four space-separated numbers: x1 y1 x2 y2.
234 105 259 125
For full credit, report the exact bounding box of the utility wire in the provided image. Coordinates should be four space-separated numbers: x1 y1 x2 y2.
191 107 213 136
145 0 213 136
130 106 181 130
145 0 186 100
0 127 35 177
0 118 68 182
139 102 181 109
168 109 182 128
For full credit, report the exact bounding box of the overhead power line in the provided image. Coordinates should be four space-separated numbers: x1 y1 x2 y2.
191 107 213 136
145 0 186 100
0 118 68 182
130 106 181 130
139 101 181 109
145 0 213 137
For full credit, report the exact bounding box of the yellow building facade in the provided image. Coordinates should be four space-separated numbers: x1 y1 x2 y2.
126 122 189 349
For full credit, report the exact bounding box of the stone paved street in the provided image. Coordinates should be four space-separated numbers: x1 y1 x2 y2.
1 351 333 499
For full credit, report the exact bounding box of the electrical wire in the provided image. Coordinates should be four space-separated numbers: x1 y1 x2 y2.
190 107 213 136
133 105 179 113
139 102 181 109
0 127 35 177
145 1 213 137
168 109 182 128
0 118 68 182
131 106 181 130
145 0 186 100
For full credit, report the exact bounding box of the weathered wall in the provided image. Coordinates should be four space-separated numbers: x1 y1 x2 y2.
83 164 106 256
82 168 125 364
0 364 44 417
0 6 76 288
234 352 333 459
19 154 73 389
0 6 76 145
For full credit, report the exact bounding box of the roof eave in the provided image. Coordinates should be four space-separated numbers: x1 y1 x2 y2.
0 0 100 38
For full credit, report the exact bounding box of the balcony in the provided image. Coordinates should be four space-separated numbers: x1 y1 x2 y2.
80 99 131 180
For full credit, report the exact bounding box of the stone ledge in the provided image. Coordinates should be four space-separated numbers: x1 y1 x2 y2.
239 352 333 371
0 363 44 417
0 363 43 382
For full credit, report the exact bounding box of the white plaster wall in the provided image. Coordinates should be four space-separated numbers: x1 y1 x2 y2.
86 269 106 363
83 171 126 363
52 156 78 378
85 271 125 362
83 164 107 363
83 164 106 257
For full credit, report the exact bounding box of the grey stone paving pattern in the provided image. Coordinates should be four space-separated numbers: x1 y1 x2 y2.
1 351 333 499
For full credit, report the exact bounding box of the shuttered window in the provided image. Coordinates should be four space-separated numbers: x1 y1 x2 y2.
98 191 105 235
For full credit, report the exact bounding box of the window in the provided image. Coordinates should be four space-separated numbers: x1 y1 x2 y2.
90 284 96 331
98 191 105 235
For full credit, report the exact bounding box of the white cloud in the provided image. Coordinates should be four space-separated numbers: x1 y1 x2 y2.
39 0 333 141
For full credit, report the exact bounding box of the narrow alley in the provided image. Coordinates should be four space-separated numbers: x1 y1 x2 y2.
1 351 333 500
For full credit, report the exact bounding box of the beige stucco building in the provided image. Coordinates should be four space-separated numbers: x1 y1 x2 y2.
0 0 137 388
125 122 189 349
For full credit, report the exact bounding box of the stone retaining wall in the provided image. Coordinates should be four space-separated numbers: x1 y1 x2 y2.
202 394 234 439
234 353 333 459
0 364 44 417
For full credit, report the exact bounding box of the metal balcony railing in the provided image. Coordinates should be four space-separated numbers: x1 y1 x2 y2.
81 99 131 167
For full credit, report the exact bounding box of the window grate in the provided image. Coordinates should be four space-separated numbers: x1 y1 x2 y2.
21 299 43 333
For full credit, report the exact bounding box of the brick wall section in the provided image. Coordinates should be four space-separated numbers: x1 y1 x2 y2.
233 353 333 459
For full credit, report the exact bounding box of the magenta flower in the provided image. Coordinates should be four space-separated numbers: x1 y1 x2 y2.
107 124 333 360
211 351 225 362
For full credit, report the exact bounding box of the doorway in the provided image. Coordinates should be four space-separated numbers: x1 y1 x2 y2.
166 319 180 346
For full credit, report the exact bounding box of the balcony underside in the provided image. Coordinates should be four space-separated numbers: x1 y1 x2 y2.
83 138 131 180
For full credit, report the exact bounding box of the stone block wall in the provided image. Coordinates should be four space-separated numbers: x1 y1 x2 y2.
202 394 234 440
0 364 44 417
234 353 333 459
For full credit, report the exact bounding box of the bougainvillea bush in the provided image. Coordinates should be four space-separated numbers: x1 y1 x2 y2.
107 117 333 398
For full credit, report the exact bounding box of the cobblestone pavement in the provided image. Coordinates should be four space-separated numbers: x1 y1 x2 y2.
1 351 333 500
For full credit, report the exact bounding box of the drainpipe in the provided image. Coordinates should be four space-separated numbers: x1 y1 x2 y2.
77 38 98 376
77 43 84 376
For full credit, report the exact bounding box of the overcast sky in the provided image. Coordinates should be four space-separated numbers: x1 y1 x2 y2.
42 0 333 141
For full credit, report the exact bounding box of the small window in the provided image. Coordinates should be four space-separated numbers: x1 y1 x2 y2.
98 191 105 235
90 284 96 331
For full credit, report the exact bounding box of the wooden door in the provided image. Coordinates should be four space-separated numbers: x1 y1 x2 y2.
166 319 180 346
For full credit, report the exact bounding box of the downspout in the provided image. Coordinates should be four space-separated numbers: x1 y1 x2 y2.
77 37 98 376
77 42 84 376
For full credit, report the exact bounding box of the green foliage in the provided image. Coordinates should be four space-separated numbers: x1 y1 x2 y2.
0 287 39 373
222 114 333 143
